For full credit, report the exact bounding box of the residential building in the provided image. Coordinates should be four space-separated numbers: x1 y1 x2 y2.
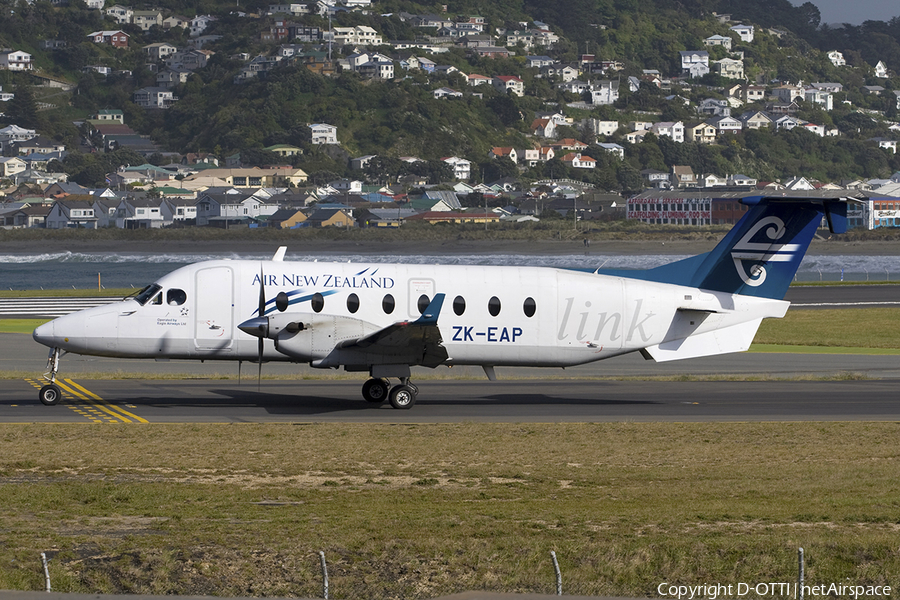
679 50 709 78
772 84 803 103
489 147 517 163
651 121 685 143
530 118 556 138
560 153 596 169
875 60 889 78
729 24 754 42
685 122 717 144
597 143 625 160
744 85 766 103
493 76 524 96
144 43 177 61
133 10 163 31
827 50 845 67
739 110 773 129
309 123 338 145
0 50 32 71
105 4 132 24
133 87 177 109
704 35 732 50
265 144 302 157
442 157 471 180
671 165 697 187
581 119 619 137
46 200 98 229
87 30 129 47
590 80 619 105
190 15 217 37
707 115 742 135
804 88 833 110
713 58 744 79
0 156 27 178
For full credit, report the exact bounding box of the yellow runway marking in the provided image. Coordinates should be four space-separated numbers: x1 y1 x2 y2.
22 378 149 424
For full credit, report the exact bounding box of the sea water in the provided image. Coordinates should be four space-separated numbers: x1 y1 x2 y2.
1 251 898 290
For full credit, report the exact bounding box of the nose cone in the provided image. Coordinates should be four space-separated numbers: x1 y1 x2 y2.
238 316 268 338
33 312 86 352
33 320 56 347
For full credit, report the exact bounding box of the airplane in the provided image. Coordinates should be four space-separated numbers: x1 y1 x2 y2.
32 196 853 409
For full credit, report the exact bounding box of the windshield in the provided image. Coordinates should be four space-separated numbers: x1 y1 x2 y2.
129 283 162 306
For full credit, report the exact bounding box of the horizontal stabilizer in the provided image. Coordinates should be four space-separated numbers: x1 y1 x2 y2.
641 318 763 362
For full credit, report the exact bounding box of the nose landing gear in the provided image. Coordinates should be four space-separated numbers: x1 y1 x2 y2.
39 347 64 406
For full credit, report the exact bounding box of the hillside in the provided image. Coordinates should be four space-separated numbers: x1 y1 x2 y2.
2 0 900 189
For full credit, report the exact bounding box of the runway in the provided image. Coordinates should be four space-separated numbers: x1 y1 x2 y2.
4 377 900 423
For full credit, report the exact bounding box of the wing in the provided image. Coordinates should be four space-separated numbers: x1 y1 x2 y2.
318 294 448 368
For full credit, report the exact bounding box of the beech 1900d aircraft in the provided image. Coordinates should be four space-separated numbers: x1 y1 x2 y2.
33 196 852 409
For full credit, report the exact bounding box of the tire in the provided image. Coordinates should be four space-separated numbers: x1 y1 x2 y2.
389 384 416 409
39 384 62 406
362 378 389 403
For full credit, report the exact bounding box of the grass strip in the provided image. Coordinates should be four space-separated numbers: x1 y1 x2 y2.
748 344 900 355
0 422 897 598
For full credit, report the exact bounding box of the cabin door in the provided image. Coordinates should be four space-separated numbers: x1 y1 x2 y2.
194 266 234 351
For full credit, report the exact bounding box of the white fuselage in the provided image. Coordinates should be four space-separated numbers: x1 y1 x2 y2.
34 259 789 369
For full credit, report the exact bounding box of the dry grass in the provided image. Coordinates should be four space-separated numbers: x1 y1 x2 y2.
0 423 898 598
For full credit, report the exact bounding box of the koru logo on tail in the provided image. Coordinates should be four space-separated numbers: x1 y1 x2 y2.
730 216 800 287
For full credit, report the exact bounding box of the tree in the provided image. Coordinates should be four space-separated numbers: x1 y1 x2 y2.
7 83 41 129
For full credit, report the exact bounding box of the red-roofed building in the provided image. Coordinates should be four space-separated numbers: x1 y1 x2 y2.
530 118 555 138
560 153 596 169
489 147 518 164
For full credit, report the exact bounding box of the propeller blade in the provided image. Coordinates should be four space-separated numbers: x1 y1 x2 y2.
258 266 266 390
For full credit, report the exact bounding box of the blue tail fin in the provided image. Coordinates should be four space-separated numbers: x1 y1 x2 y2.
604 197 851 299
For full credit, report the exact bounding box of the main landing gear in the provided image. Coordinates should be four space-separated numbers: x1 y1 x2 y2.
39 347 64 406
361 377 419 409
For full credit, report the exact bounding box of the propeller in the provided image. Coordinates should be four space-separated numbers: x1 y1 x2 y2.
257 266 266 390
237 268 295 391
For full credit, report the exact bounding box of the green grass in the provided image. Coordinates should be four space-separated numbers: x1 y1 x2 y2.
0 319 50 334
0 289 133 299
755 308 900 349
0 423 898 597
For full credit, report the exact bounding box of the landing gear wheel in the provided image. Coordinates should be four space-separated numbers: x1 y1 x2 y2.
389 384 416 409
39 384 62 406
362 378 390 403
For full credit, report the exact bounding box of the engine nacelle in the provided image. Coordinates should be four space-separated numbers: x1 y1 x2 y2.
272 313 381 361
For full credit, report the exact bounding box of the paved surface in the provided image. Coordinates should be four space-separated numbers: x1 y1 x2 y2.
783 284 900 308
6 366 900 423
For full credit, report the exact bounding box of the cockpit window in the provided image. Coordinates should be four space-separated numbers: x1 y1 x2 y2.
167 289 187 306
132 284 162 306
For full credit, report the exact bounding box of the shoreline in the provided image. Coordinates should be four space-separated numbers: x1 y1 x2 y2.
3 238 900 257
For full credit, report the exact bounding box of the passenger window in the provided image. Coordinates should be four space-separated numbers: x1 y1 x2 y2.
488 296 501 317
523 297 536 318
417 294 430 314
453 295 466 316
382 294 395 314
167 289 187 306
311 292 324 313
347 293 359 314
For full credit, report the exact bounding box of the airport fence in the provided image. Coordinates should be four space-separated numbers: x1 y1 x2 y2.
34 547 814 600
794 269 897 283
